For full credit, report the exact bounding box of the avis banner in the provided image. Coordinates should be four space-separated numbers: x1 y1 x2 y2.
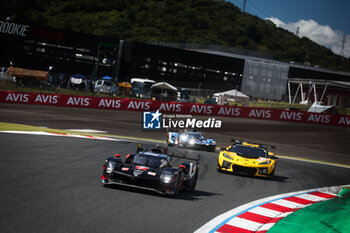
1 91 349 127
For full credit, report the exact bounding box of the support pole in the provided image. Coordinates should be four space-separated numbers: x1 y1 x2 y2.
292 83 301 103
313 83 317 103
300 83 304 103
288 82 291 104
320 82 328 103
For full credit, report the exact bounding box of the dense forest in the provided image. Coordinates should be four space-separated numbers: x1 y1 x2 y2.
2 0 350 72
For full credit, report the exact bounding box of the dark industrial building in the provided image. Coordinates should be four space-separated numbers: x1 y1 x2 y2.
0 20 118 79
116 41 245 90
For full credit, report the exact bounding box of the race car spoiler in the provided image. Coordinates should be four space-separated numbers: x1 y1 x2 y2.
137 144 168 154
166 128 199 133
170 153 201 165
231 139 276 150
136 144 201 165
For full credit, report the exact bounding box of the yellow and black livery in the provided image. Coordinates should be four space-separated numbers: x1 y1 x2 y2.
217 139 278 178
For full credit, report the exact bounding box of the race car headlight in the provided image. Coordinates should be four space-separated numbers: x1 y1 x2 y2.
259 160 271 165
223 153 233 160
161 174 173 183
189 140 195 145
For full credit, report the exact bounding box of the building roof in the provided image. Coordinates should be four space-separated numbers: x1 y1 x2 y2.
288 78 350 90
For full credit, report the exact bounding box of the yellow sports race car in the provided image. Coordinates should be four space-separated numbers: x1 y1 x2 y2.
217 140 278 178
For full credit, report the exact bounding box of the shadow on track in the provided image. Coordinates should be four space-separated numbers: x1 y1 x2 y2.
177 190 222 201
217 170 289 183
102 184 221 201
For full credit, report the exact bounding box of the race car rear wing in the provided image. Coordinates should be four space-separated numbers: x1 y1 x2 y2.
170 153 201 165
136 144 168 154
166 128 199 133
231 139 276 150
136 144 200 165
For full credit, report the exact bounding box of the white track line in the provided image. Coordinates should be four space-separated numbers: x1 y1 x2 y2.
0 131 122 141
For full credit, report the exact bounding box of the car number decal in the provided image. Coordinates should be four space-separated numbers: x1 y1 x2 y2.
133 169 144 177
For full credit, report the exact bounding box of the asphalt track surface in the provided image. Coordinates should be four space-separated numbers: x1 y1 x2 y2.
1 103 350 233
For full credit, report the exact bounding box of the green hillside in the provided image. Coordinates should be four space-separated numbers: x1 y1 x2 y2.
2 0 350 72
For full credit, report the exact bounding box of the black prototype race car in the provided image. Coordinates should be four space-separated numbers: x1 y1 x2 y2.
101 146 200 196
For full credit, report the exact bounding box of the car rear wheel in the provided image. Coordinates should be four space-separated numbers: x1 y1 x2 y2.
217 162 223 173
188 168 198 191
208 146 216 152
171 177 181 196
269 168 276 178
167 139 174 146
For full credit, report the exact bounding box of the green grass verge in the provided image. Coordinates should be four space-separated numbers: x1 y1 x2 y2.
0 122 79 134
0 122 165 144
249 100 309 111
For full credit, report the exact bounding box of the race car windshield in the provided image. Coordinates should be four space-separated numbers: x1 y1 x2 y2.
133 154 166 168
188 133 202 140
229 145 267 159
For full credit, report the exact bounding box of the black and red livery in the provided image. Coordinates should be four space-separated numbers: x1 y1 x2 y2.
101 146 200 196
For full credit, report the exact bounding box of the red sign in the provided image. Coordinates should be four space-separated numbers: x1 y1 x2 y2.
1 91 349 127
